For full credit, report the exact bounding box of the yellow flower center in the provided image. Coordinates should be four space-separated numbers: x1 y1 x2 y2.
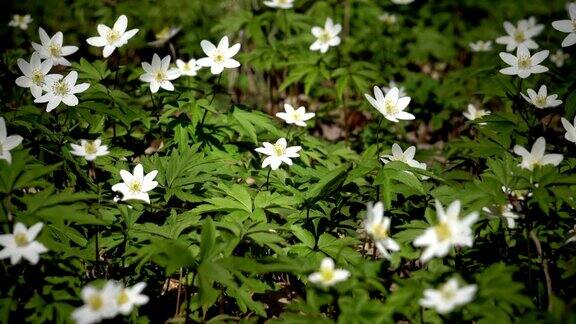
155 27 170 40
15 15 25 24
434 222 452 241
318 31 331 44
321 269 334 282
88 295 103 310
290 111 302 121
213 52 225 64
106 30 121 44
383 99 398 115
31 69 44 85
370 223 389 240
128 180 142 193
117 289 129 305
514 31 525 42
52 81 70 96
272 144 286 157
572 19 576 31
154 70 167 82
14 232 29 247
49 43 62 57
535 96 547 107
84 141 98 155
518 55 531 69
440 285 456 300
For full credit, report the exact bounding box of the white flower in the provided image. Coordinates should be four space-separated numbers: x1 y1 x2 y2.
111 164 158 204
176 58 201 76
72 282 118 324
513 137 563 171
552 3 576 47
381 143 427 177
502 186 532 200
0 222 47 265
86 15 139 58
275 104 315 127
379 12 397 25
469 40 492 52
420 278 477 314
550 49 569 67
31 27 78 66
115 282 149 315
34 71 90 112
382 81 407 98
15 52 60 98
70 139 109 161
8 14 32 30
413 200 478 262
139 54 180 93
0 117 23 165
263 0 294 9
392 0 415 4
196 36 241 75
561 116 576 143
499 44 549 78
521 85 562 109
365 202 400 259
463 104 490 124
365 86 414 122
310 18 342 53
495 20 540 52
255 138 301 170
482 204 520 229
567 225 576 244
520 17 544 37
308 257 350 288
148 26 181 47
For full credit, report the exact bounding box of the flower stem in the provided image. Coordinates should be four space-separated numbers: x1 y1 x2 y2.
265 168 271 191
199 74 222 129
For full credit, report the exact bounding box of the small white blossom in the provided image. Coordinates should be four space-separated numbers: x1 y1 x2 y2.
255 138 301 170
0 117 23 165
263 0 294 9
521 85 562 109
382 81 407 98
310 18 342 53
111 164 158 204
499 44 549 78
86 15 139 58
483 204 520 229
496 20 540 52
469 40 492 52
392 0 415 4
567 226 576 244
379 12 397 25
364 202 400 259
70 139 109 161
31 27 78 66
413 200 478 262
381 143 428 178
502 186 532 201
552 3 576 47
176 58 201 77
365 86 414 122
275 104 315 127
114 282 149 315
513 137 563 171
550 49 569 67
420 278 477 314
72 282 118 324
139 54 180 93
561 116 576 143
0 222 47 265
15 52 60 98
147 26 181 47
34 71 90 112
197 36 241 75
8 14 32 30
308 257 350 288
463 104 490 124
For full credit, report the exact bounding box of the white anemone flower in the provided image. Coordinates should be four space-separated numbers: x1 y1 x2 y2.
0 117 23 165
308 257 350 288
31 27 78 66
567 226 576 244
176 58 201 76
499 44 549 78
15 52 60 98
255 138 301 170
197 36 241 75
413 200 478 262
8 14 32 30
275 104 315 127
310 18 342 53
0 222 47 265
469 40 493 52
496 20 540 52
70 139 109 161
550 49 569 67
147 26 181 47
520 17 544 37
552 3 576 47
379 12 397 25
381 143 427 176
139 54 180 93
482 204 520 229
263 0 294 9
463 104 490 124
365 202 400 259
72 282 118 324
365 86 414 122
561 116 576 143
521 85 562 109
111 164 158 204
86 15 139 58
392 0 415 4
513 137 563 171
34 71 90 112
114 282 149 315
420 278 477 314
382 81 407 98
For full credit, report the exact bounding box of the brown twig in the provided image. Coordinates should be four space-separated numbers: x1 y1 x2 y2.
529 229 553 311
